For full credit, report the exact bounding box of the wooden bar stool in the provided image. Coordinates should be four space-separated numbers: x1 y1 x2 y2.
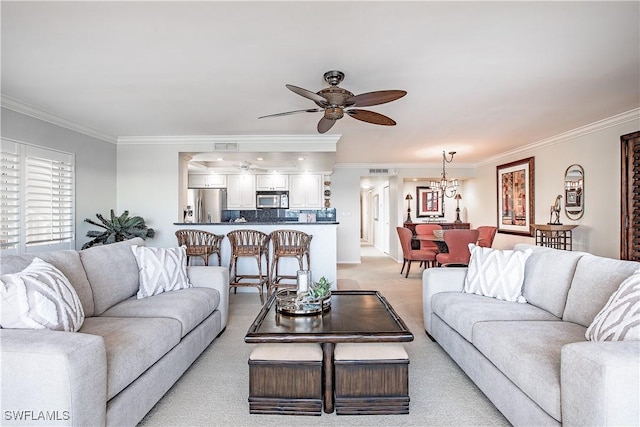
268 229 312 296
175 229 224 266
227 229 270 304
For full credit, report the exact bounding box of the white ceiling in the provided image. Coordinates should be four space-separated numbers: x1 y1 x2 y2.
2 1 639 166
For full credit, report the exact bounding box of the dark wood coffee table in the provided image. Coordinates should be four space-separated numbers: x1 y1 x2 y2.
245 290 414 413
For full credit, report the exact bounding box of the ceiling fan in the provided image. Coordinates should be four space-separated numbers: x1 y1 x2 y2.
234 161 267 173
259 70 407 133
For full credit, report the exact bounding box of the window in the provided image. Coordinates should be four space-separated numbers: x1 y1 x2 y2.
0 140 75 254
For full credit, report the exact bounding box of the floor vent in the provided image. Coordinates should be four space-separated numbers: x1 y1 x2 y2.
214 142 239 151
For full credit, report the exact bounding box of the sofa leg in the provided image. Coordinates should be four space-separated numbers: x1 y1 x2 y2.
425 330 436 342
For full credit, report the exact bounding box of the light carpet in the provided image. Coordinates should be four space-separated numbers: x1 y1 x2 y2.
138 246 509 426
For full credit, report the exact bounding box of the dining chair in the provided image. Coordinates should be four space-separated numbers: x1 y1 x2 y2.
435 229 480 267
414 224 443 252
396 227 436 278
477 226 498 248
175 229 224 266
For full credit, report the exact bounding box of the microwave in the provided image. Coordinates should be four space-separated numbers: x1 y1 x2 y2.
256 191 289 209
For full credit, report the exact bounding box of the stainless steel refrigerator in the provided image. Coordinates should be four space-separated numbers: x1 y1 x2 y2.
187 188 227 223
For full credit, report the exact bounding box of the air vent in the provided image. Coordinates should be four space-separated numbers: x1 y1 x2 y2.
368 168 389 174
368 168 397 175
213 142 239 151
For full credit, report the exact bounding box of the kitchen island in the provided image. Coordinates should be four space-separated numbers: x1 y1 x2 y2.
172 222 339 288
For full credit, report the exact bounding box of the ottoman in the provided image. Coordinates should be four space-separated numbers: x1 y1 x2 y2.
248 343 323 415
334 342 410 415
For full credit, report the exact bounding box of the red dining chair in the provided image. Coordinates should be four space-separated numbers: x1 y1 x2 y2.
396 227 436 278
414 224 443 253
435 229 480 267
477 226 498 248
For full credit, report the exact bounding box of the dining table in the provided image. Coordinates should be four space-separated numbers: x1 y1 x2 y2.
412 235 448 253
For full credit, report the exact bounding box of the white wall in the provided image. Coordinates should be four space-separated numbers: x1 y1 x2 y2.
465 115 640 258
1 108 117 250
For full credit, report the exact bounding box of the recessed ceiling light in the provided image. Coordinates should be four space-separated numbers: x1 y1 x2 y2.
298 157 305 161
256 157 264 161
216 157 223 161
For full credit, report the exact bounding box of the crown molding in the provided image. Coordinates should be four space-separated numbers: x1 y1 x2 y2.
1 95 117 144
117 134 341 147
478 107 640 166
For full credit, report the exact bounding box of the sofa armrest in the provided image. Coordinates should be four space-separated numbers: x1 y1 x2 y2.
422 267 467 334
561 340 640 426
0 329 107 427
187 265 229 329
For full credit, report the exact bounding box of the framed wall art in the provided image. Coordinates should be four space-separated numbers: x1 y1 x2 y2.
416 186 444 218
496 157 535 236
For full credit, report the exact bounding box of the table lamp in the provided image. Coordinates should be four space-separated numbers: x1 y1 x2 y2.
405 193 413 223
454 194 462 223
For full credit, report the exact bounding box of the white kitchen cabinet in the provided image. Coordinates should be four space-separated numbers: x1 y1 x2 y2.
188 174 227 188
289 174 323 208
255 174 289 191
227 174 256 209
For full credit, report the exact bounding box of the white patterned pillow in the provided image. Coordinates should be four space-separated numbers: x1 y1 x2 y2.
463 244 532 303
0 258 85 331
586 270 640 341
131 245 192 299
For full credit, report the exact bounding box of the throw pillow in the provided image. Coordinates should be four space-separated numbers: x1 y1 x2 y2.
131 245 191 299
463 244 532 303
0 258 85 331
585 270 640 341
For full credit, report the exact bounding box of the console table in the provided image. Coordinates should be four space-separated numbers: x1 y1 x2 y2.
533 224 578 251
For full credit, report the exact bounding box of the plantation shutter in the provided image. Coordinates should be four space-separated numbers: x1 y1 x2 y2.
0 140 21 251
24 145 74 248
621 131 640 261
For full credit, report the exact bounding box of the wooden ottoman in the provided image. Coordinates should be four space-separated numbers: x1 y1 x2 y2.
334 342 410 415
248 343 323 415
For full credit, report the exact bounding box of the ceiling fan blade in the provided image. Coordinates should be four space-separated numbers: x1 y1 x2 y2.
346 109 397 126
317 117 336 134
286 84 328 106
258 108 322 119
346 90 407 107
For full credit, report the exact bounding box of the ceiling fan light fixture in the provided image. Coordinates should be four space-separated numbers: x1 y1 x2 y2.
324 107 344 120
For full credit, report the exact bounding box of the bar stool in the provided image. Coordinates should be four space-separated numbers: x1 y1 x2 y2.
175 229 224 266
227 229 270 304
269 229 312 296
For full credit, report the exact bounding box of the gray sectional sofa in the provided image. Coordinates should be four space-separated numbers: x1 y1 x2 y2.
1 237 229 426
422 244 640 426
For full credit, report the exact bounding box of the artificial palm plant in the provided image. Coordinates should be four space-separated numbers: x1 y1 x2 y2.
82 209 155 249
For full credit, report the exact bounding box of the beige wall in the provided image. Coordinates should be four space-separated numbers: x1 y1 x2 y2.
464 115 639 258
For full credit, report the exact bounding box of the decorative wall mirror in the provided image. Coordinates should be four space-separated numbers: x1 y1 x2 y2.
564 164 584 220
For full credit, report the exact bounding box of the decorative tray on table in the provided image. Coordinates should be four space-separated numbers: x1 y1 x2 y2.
275 289 332 316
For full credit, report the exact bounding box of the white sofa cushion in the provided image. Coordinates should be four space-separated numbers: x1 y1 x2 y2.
586 271 640 341
432 292 559 342
473 320 587 421
0 258 84 332
464 244 531 303
564 256 640 327
131 246 191 299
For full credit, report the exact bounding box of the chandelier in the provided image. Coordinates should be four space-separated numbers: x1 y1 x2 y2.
430 151 458 198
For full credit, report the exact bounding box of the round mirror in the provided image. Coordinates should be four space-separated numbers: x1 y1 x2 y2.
564 164 584 220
